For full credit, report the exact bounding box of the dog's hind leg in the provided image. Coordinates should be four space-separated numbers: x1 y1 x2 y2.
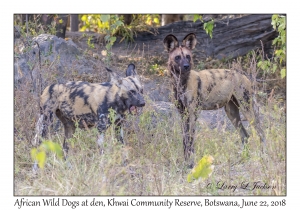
241 96 266 145
252 101 266 144
33 108 54 146
55 110 75 159
224 95 250 144
62 122 75 156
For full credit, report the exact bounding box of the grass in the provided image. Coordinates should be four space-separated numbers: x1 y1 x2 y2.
14 28 286 196
14 87 286 195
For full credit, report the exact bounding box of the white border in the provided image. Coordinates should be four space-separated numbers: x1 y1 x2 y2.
3 0 298 209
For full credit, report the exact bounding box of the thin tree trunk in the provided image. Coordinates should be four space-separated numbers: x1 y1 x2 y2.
70 15 79 32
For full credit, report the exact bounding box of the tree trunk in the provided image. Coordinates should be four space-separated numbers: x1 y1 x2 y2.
70 15 79 32
112 14 277 61
55 14 68 39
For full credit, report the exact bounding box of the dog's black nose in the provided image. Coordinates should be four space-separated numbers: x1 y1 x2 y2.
184 63 190 70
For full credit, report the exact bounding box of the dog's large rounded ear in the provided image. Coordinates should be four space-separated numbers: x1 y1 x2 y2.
182 33 197 50
126 63 137 77
106 67 122 85
163 34 179 52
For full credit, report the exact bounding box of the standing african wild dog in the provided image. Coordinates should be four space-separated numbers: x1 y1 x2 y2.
34 64 145 156
163 33 266 167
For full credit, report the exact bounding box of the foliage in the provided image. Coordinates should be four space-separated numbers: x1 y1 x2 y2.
148 63 165 76
271 15 286 78
145 14 160 26
187 155 214 183
14 14 59 37
81 15 123 51
258 15 286 78
193 14 203 22
203 20 215 39
80 14 160 45
30 140 64 169
193 15 214 38
108 107 117 125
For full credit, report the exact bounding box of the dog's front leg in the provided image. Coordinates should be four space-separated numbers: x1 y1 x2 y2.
96 113 109 152
114 118 124 144
32 111 54 171
182 107 197 168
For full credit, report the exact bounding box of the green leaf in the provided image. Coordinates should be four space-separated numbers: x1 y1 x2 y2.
272 64 278 73
278 23 285 32
203 20 214 39
187 173 193 183
81 15 87 22
187 155 214 183
275 49 283 56
271 14 278 29
104 34 110 41
272 37 278 45
80 25 87 32
109 36 116 43
100 15 110 23
193 14 200 22
106 43 112 50
280 68 286 78
257 61 263 68
154 17 160 24
30 148 38 161
43 141 64 159
115 20 123 27
37 151 46 169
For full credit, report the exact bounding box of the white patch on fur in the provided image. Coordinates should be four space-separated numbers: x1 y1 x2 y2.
185 40 191 48
97 133 105 146
33 114 44 145
120 127 124 140
32 161 39 173
170 42 175 49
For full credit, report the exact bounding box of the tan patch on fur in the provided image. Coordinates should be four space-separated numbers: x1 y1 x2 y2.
185 69 252 110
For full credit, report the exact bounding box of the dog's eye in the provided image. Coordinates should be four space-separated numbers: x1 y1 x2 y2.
175 55 181 61
186 55 191 60
130 90 136 94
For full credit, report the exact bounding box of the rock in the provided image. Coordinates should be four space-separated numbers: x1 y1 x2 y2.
148 100 248 132
150 101 178 117
147 100 237 132
142 76 171 102
14 34 104 89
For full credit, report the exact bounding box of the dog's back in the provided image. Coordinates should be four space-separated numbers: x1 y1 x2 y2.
40 81 116 128
185 69 252 110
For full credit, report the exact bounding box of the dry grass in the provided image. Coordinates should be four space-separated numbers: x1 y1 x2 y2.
14 38 286 196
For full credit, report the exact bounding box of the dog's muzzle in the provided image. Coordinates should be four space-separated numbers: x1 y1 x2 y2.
129 99 145 115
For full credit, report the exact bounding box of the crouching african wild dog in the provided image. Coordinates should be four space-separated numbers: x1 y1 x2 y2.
34 64 145 157
163 33 266 167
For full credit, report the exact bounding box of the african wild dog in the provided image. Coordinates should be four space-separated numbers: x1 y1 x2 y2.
34 64 145 157
164 33 266 167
